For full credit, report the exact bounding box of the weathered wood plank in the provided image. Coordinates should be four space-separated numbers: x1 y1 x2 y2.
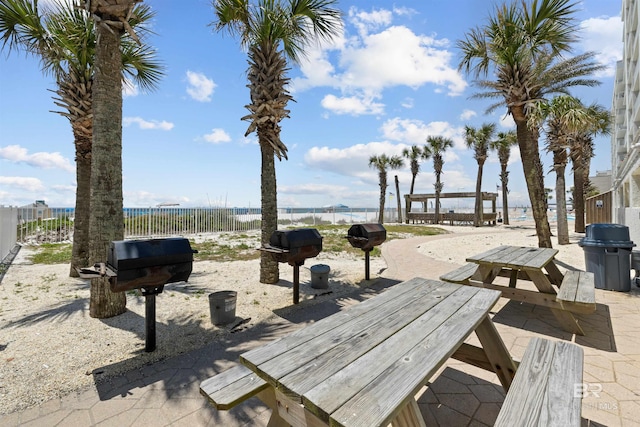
275 283 461 398
466 245 512 263
544 260 565 286
301 286 491 422
199 365 268 410
474 316 517 391
439 263 478 284
241 277 428 370
557 271 596 314
326 288 502 427
494 337 583 427
451 343 494 372
390 399 427 427
273 389 327 427
466 279 562 309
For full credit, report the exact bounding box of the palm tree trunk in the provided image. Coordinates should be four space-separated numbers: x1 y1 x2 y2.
500 165 510 225
88 20 126 318
409 174 416 195
554 161 570 245
260 142 279 284
514 112 552 248
378 171 386 223
434 175 441 225
474 161 484 227
573 164 586 233
70 129 92 277
395 175 402 223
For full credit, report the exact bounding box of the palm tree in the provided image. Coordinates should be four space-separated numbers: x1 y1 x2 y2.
489 130 517 225
464 123 496 226
0 0 161 279
402 145 425 195
80 0 154 318
569 104 610 233
369 154 404 223
458 0 603 248
213 0 342 284
424 136 453 225
528 95 586 244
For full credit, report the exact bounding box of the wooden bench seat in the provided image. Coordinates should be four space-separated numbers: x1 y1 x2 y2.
200 364 268 410
556 270 596 314
494 337 584 427
439 262 478 284
440 265 596 315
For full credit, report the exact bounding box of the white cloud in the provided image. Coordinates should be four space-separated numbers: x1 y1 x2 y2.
186 71 216 102
401 98 414 109
497 113 516 129
203 128 232 144
279 183 350 195
292 6 467 116
0 145 74 172
321 93 384 115
459 109 477 121
380 118 465 148
580 16 623 77
0 176 45 192
124 116 174 130
338 26 465 94
348 7 393 37
123 80 139 98
305 141 407 179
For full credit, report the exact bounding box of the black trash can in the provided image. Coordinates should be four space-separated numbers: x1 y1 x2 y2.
578 224 635 292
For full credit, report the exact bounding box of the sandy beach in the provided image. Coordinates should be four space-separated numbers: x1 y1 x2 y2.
0 221 589 416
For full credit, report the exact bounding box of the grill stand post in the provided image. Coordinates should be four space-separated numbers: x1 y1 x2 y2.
364 250 372 280
140 285 165 352
291 262 303 305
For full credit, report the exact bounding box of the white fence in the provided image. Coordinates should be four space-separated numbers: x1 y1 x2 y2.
9 206 400 245
0 206 18 261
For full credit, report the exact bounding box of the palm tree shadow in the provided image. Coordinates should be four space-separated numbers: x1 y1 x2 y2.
6 298 89 327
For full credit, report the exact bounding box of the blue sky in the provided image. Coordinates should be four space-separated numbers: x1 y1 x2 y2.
0 0 622 209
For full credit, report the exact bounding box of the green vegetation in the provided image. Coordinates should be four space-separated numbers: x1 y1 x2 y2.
29 243 72 264
24 225 448 264
311 224 448 257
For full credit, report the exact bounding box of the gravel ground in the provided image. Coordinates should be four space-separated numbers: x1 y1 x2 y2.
0 237 385 415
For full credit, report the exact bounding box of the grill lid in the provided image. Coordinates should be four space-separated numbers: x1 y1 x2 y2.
269 228 323 249
108 238 195 271
346 223 387 250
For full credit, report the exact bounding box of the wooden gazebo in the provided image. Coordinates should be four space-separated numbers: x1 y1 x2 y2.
404 192 498 226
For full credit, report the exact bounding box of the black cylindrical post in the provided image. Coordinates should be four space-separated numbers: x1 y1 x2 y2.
365 250 371 280
145 294 156 352
293 264 300 304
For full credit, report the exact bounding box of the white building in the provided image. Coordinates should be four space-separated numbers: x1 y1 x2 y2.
612 0 640 243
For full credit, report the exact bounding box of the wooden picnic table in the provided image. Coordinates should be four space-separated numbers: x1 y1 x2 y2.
461 245 594 335
238 277 517 427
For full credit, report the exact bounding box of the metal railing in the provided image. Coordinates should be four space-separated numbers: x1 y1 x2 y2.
10 206 398 245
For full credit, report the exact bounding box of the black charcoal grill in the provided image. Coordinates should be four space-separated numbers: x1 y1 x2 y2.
260 228 323 304
79 237 196 352
345 223 387 280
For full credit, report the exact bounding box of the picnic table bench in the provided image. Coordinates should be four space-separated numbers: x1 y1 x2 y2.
440 245 596 335
495 337 584 426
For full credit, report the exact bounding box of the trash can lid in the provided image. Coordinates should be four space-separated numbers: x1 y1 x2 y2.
579 223 636 248
310 264 330 273
579 238 636 248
